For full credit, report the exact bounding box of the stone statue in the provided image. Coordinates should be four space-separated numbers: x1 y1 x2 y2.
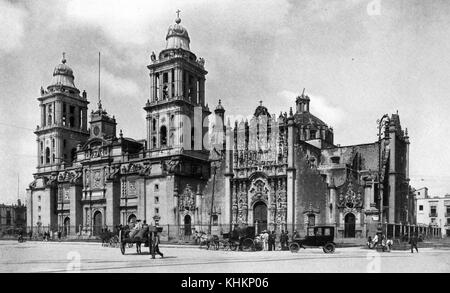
151 51 156 62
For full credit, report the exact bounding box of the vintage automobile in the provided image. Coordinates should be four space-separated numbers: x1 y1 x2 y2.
289 226 336 253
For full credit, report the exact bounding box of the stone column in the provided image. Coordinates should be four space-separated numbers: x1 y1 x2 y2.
40 103 45 127
55 100 62 126
168 70 173 99
388 124 396 224
149 73 155 101
328 185 336 223
286 116 295 232
146 114 151 150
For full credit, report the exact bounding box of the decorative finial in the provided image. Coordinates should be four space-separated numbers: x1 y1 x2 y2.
119 129 123 138
259 100 263 106
218 99 222 105
62 52 66 64
175 9 181 24
302 88 305 96
289 107 293 117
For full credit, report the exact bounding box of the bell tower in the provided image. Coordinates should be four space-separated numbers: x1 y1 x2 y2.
144 12 210 152
35 53 89 171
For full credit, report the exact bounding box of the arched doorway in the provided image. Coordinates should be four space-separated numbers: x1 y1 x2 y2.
93 211 102 236
128 214 137 225
344 213 356 238
253 202 268 234
184 215 192 237
63 217 70 236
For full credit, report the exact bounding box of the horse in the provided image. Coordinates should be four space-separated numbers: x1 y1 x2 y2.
198 233 219 250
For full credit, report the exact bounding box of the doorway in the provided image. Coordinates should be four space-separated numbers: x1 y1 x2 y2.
344 213 356 238
93 211 102 236
253 201 268 234
63 217 70 236
184 215 192 236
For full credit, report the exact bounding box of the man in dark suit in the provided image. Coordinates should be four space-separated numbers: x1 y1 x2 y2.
152 231 164 259
268 231 276 251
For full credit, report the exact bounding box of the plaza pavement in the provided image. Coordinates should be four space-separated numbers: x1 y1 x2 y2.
1 240 449 273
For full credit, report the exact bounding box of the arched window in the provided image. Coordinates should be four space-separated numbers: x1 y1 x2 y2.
160 126 167 147
52 139 55 149
152 119 156 131
52 154 55 163
152 136 157 148
47 115 52 126
45 147 50 164
69 116 74 128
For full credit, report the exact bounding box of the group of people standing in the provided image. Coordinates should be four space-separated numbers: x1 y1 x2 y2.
257 230 300 251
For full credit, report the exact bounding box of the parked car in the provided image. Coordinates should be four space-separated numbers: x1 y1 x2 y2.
289 226 336 253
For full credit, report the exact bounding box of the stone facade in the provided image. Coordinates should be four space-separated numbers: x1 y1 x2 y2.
27 14 414 238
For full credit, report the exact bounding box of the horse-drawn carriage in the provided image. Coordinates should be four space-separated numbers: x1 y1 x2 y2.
239 227 264 251
118 225 163 255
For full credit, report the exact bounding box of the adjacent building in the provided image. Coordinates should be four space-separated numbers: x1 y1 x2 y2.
27 14 414 239
0 200 26 234
415 187 449 237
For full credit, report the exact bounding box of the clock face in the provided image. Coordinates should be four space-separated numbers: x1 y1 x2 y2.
93 126 100 136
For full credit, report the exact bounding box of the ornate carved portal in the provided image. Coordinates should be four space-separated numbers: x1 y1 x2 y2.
179 184 196 212
231 175 287 228
337 181 363 214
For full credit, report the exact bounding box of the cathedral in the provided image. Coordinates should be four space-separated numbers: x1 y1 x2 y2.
27 14 415 239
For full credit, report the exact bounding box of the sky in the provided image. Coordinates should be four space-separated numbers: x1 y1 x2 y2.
1 0 450 204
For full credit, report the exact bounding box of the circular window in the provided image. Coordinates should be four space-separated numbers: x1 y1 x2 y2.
93 126 100 136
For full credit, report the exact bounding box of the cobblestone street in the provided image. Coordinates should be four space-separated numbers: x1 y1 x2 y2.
1 240 449 273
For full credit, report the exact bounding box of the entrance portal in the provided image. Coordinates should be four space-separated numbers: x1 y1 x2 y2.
184 215 192 236
128 214 137 225
93 211 102 236
253 202 268 234
63 217 70 236
344 213 356 238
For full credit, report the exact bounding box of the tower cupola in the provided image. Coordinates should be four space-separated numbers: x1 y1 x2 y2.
296 89 310 113
165 10 190 51
48 53 78 92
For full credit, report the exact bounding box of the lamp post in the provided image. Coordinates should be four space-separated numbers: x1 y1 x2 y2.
209 158 222 235
377 114 390 232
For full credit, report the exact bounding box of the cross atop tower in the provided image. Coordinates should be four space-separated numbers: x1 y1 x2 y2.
176 9 181 18
62 52 66 64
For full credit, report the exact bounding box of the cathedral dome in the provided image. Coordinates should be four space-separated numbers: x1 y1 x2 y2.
165 15 190 51
49 54 77 89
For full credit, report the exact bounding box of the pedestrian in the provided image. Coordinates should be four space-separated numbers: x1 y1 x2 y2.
285 231 290 249
279 230 285 250
57 230 62 241
409 232 419 253
261 230 269 251
152 231 164 259
293 230 300 241
268 231 276 251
